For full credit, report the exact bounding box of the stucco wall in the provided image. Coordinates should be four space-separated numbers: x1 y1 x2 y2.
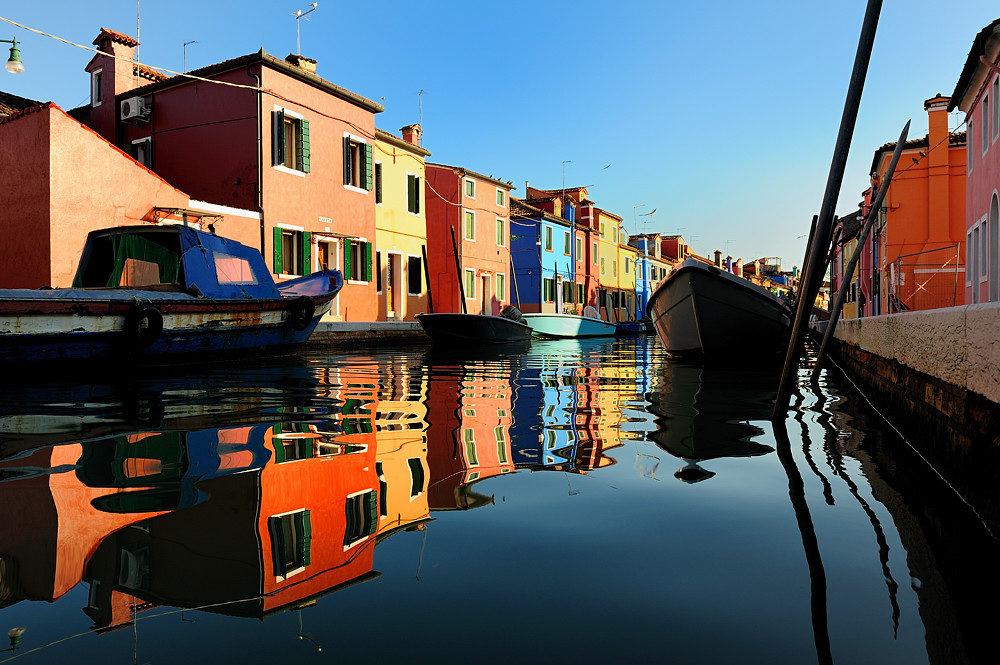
833 302 1000 404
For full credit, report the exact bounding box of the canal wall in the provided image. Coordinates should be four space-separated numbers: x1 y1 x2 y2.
830 302 1000 535
310 321 428 346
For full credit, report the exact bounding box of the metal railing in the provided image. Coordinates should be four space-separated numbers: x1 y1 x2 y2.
889 244 963 312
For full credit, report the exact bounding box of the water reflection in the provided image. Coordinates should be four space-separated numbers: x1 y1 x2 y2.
0 338 996 663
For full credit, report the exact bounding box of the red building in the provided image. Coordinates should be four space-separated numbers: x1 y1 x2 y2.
424 164 514 314
951 18 1000 305
75 28 384 321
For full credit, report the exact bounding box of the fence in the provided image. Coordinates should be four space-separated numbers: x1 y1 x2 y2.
889 244 963 312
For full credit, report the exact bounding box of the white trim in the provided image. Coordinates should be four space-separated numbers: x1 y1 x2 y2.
464 268 476 299
374 160 383 207
496 217 506 247
91 69 103 107
274 164 307 178
464 209 476 242
406 252 423 296
496 187 506 208
189 200 261 220
276 222 305 232
406 171 421 216
274 104 304 120
464 177 476 199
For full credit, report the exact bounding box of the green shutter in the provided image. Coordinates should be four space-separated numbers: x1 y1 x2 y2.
343 137 352 185
272 227 283 274
299 119 310 173
272 110 285 166
363 143 373 191
267 517 284 574
364 241 372 282
365 491 377 537
302 231 312 276
300 510 312 566
344 240 353 280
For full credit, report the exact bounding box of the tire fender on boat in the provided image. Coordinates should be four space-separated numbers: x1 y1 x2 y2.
288 296 316 331
123 305 163 347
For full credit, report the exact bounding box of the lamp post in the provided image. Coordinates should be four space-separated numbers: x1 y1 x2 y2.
2 38 24 74
293 3 319 56
183 40 198 73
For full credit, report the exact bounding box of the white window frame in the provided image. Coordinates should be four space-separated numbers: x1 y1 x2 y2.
496 272 506 302
91 69 103 107
343 131 370 194
464 178 476 199
465 268 476 299
592 241 598 265
966 229 974 286
993 77 999 144
983 96 991 156
273 105 308 177
496 187 506 207
130 136 152 167
969 118 975 173
407 253 423 296
464 210 476 242
276 223 305 278
544 226 553 252
406 171 421 215
496 217 506 247
374 161 383 206
563 230 571 256
980 218 989 281
315 236 340 317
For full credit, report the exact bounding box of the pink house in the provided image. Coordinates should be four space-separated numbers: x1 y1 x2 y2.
950 17 1000 304
75 28 384 321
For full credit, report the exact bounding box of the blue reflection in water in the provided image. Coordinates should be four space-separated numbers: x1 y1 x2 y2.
0 336 996 664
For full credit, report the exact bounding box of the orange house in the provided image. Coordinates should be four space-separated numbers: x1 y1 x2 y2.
861 94 967 314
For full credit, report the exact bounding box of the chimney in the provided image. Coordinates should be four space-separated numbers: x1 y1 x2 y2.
714 249 722 267
285 54 317 74
85 28 139 144
400 124 422 147
924 93 951 240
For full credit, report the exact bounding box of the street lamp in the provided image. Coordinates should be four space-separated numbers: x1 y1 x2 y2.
3 38 24 74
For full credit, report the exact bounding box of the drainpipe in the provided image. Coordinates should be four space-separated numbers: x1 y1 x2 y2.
247 64 265 258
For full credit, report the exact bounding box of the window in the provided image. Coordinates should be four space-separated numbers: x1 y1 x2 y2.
464 210 476 241
543 277 555 302
344 238 373 282
496 218 506 246
273 109 310 173
496 188 505 207
984 97 991 154
994 78 999 141
465 268 476 299
600 222 605 238
612 260 618 277
967 229 974 286
407 173 421 214
563 231 571 255
464 178 476 198
407 458 425 497
592 242 598 265
600 257 606 275
376 250 383 292
969 119 975 173
562 280 574 304
496 432 507 463
273 227 311 276
91 69 102 106
343 135 373 190
268 510 311 579
544 226 553 251
343 490 377 549
577 283 584 304
463 428 478 465
625 257 631 274
215 254 258 285
981 221 989 280
375 163 383 204
576 237 583 260
408 255 422 295
496 273 506 301
130 137 152 167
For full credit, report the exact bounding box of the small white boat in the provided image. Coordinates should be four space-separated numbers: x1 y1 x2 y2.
521 312 616 339
646 257 792 357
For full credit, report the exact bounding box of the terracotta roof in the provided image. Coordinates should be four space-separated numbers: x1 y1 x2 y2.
124 49 382 113
949 18 1000 111
374 128 431 157
134 63 168 83
0 90 43 117
93 27 138 47
869 132 967 175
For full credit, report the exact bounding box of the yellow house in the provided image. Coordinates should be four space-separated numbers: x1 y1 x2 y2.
374 125 431 321
618 243 639 321
594 207 624 320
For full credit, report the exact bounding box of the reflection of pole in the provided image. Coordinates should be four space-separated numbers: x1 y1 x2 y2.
773 421 833 665
773 0 883 418
812 121 909 381
450 226 467 314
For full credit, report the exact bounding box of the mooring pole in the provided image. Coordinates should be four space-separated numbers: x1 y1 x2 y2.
772 0 883 419
812 121 910 381
450 225 467 314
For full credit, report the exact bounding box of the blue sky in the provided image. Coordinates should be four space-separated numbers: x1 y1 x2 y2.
2 1 998 267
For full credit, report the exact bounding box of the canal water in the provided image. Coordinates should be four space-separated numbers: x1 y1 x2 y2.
0 334 996 664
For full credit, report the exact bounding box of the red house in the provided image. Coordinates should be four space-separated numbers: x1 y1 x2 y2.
75 28 384 321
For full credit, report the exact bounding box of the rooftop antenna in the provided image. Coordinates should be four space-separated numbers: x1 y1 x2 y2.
293 3 318 55
183 40 198 73
418 89 424 126
136 0 140 62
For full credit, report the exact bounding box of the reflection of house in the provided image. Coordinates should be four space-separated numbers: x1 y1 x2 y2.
424 357 514 509
425 165 514 315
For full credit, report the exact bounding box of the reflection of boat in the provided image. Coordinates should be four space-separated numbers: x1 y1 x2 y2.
522 312 616 339
0 225 342 363
416 311 531 344
646 257 792 357
646 361 777 481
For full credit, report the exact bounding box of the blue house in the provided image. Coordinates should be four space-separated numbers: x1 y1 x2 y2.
510 198 578 313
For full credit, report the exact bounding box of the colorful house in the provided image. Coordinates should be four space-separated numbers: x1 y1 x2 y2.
76 28 384 321
373 125 432 321
852 94 967 315
950 18 1000 305
424 164 514 315
509 197 576 313
628 233 673 315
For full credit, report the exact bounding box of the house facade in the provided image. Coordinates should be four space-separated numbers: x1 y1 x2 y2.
424 164 513 315
950 18 1000 305
373 125 431 321
77 28 383 321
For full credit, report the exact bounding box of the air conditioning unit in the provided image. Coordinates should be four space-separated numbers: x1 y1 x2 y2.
120 96 150 122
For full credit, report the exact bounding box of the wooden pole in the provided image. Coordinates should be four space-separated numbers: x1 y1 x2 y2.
772 0 883 419
450 225 467 314
421 244 434 314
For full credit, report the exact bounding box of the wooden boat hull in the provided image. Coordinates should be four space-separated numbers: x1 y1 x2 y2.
646 259 792 357
416 313 532 344
521 313 616 339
